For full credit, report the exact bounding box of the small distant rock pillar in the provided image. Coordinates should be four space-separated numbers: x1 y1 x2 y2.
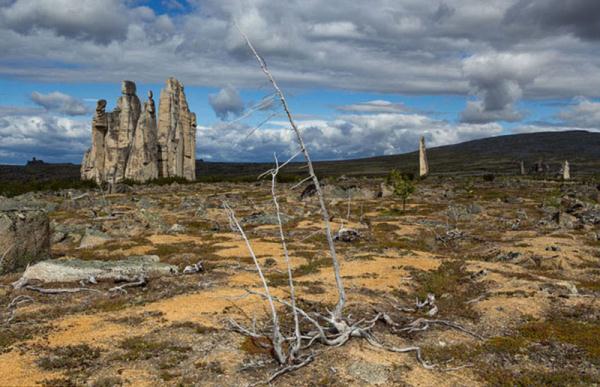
419 136 429 177
520 161 526 176
563 160 570 180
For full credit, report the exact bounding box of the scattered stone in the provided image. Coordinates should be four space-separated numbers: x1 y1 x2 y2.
0 208 50 274
242 212 292 225
13 255 177 287
169 223 187 233
347 361 389 385
334 228 360 242
300 183 317 200
79 228 112 249
377 182 394 198
183 261 204 274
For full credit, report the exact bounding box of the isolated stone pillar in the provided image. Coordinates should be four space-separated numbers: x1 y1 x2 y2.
520 160 526 175
419 136 429 177
563 160 570 180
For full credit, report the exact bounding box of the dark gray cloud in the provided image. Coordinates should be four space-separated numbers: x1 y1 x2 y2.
30 91 90 116
208 85 245 120
0 0 599 101
505 0 600 41
336 100 409 114
460 52 543 123
0 0 130 44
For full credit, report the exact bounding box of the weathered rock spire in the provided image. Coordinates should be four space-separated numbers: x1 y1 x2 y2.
419 136 429 177
520 160 526 175
125 90 159 182
157 77 196 180
81 78 197 184
563 160 570 180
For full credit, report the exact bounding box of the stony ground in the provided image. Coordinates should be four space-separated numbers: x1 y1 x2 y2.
0 175 599 386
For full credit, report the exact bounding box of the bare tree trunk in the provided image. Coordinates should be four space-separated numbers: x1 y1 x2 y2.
237 24 346 319
270 154 302 359
224 203 286 363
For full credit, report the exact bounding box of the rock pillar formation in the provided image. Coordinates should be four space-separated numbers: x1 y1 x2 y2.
419 136 429 177
125 91 159 181
520 161 526 175
157 77 196 180
81 78 197 184
563 160 570 180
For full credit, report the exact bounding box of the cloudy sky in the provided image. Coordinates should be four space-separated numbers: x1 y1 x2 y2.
0 0 599 164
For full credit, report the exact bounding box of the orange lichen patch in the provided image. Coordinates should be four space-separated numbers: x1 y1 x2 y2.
475 295 547 326
297 253 439 293
141 287 270 324
112 245 155 256
45 315 132 347
403 364 482 387
147 234 203 245
120 368 156 387
0 352 59 386
214 240 283 258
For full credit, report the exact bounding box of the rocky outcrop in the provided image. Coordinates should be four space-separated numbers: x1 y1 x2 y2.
0 208 50 274
419 136 429 177
157 78 196 181
82 78 197 184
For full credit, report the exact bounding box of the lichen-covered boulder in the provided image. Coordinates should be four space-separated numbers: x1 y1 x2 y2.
0 209 50 274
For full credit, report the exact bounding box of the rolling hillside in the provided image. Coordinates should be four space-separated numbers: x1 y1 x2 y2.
1 131 598 186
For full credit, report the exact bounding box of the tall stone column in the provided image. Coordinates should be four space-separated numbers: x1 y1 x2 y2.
563 160 570 180
81 99 108 183
157 77 197 180
104 81 141 183
125 91 159 182
419 136 429 177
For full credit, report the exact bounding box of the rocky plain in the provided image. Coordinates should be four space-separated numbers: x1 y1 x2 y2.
0 172 598 387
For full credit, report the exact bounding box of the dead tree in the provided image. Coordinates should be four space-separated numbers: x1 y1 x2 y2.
222 24 485 383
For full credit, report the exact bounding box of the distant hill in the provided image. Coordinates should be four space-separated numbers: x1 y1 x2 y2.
1 131 598 186
197 130 600 178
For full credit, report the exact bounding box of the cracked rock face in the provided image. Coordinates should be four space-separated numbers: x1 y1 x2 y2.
157 77 197 181
0 209 50 274
81 78 197 184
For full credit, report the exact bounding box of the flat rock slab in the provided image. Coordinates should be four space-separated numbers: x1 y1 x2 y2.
14 255 177 286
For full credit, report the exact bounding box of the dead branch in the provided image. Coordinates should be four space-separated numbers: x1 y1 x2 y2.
237 23 346 320
223 203 286 364
269 153 302 359
4 295 34 324
108 275 147 294
25 286 102 294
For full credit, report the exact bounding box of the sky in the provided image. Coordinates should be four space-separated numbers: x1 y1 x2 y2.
0 0 599 164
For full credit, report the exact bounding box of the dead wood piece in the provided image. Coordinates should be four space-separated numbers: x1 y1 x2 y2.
108 275 147 294
25 286 102 294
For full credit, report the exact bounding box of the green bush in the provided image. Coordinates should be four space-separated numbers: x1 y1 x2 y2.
386 169 415 211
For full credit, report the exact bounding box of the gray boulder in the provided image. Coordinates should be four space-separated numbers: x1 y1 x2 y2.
0 208 50 274
13 255 177 287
